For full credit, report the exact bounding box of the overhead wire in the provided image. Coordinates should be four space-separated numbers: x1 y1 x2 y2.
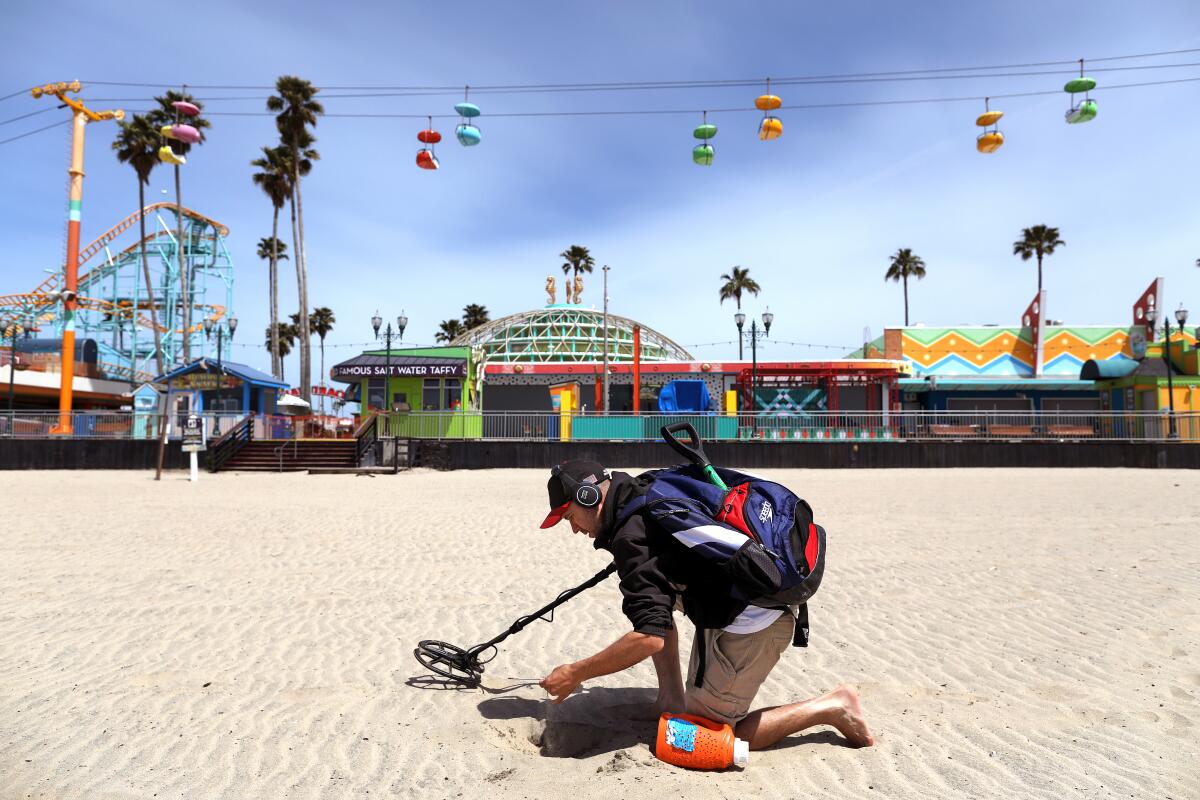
0 106 55 127
2 44 1197 107
1 47 1198 145
73 57 1200 102
0 118 69 145
60 45 1200 94
100 75 1200 121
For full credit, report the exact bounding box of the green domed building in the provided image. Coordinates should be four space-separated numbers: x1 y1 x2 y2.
450 303 693 363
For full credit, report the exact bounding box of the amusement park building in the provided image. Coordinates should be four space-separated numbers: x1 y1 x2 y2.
332 303 911 418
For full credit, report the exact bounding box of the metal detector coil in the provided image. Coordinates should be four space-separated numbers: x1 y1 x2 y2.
413 562 617 688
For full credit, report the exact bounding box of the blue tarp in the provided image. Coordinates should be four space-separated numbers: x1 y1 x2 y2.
657 380 712 413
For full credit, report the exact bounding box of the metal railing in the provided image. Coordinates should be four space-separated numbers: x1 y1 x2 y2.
252 414 353 441
354 413 380 467
1 409 1199 442
378 410 1200 442
206 415 252 472
274 438 298 472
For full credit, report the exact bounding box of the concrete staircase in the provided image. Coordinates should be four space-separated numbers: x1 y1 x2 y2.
218 440 358 472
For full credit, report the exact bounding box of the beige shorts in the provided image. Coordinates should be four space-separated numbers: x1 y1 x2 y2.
683 611 795 727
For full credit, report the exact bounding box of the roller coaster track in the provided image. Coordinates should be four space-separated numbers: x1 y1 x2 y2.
0 290 227 335
27 202 229 297
0 203 230 333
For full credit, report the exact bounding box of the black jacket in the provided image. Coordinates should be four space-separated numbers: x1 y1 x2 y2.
594 471 748 637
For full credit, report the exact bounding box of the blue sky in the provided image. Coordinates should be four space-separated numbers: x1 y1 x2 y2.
2 1 1198 383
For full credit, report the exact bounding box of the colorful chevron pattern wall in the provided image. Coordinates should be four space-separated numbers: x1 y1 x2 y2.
887 326 1157 377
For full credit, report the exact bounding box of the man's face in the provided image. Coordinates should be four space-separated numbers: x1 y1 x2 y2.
561 482 607 538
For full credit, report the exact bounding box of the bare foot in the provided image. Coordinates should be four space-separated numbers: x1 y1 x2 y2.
827 684 875 747
652 691 685 717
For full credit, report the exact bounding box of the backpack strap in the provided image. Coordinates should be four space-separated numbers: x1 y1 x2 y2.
793 603 810 647
693 627 707 688
614 494 649 529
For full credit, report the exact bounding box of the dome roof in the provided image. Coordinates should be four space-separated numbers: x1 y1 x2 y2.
451 304 693 363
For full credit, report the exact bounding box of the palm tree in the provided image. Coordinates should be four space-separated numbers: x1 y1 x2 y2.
309 307 336 414
268 76 324 403
1012 225 1065 294
884 249 927 326
254 235 288 379
266 322 296 383
251 145 293 378
559 245 595 302
149 91 210 362
112 113 165 377
718 266 761 309
436 319 466 343
461 304 490 331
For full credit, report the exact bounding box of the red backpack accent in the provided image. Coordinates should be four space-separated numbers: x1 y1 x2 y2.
714 484 754 539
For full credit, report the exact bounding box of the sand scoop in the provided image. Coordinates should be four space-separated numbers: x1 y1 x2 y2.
414 562 618 687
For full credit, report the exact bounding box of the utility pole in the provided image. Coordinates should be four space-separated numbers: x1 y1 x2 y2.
31 81 123 435
602 264 610 413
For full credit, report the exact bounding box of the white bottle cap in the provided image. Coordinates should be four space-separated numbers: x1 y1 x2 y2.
733 738 750 768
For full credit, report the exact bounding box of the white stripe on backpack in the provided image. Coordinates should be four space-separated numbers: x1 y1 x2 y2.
671 524 748 551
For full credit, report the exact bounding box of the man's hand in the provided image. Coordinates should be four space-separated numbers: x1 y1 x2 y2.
539 632 666 704
539 663 581 703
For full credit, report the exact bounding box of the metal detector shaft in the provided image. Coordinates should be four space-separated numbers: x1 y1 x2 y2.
470 562 618 655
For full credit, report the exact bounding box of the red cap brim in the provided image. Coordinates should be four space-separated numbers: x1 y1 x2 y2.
540 502 570 529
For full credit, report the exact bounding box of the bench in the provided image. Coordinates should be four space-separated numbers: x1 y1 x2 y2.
929 424 980 437
1047 424 1095 438
988 424 1035 438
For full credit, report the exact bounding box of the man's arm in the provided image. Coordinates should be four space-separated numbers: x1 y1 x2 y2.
540 631 664 703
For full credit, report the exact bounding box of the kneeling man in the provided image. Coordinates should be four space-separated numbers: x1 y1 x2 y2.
538 461 874 750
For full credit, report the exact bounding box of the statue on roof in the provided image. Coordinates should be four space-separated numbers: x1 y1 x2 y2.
545 276 556 305
573 274 584 304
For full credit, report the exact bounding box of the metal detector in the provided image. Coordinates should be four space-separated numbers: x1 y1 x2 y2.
413 424 723 688
414 562 617 688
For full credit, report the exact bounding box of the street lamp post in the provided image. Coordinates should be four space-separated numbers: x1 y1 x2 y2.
602 265 610 413
372 310 407 473
738 308 773 432
1160 303 1189 440
203 315 238 435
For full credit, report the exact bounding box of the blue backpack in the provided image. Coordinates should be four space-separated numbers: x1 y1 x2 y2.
617 464 826 629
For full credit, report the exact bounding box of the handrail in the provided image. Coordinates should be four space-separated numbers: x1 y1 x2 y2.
355 412 380 467
274 438 298 472
206 415 252 472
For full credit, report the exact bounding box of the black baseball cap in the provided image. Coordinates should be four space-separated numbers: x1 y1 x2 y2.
540 460 609 528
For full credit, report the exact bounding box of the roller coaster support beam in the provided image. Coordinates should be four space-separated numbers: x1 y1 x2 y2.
31 81 123 434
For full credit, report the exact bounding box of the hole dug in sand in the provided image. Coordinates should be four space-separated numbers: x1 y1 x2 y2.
478 688 657 759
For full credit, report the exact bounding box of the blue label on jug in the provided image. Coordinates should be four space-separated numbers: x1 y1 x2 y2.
665 718 696 752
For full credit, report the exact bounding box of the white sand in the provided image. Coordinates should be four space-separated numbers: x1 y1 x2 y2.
1 467 1197 799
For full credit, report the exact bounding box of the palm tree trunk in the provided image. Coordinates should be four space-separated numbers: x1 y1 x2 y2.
175 165 188 362
319 335 326 416
1036 253 1043 293
292 136 312 403
269 208 281 379
288 182 301 390
138 183 164 376
903 274 910 326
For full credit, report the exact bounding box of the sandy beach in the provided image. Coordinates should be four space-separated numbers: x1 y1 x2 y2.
1 467 1196 799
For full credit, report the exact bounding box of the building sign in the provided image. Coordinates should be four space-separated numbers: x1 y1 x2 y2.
175 373 242 390
332 362 466 378
181 414 206 453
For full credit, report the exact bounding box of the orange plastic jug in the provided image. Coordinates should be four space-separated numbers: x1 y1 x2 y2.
654 712 749 770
